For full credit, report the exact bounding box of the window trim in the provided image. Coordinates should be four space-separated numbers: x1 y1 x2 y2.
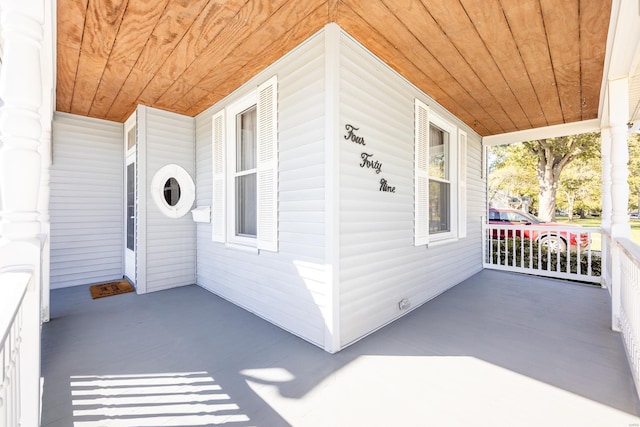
427 112 458 242
226 92 258 247
211 75 279 253
415 98 464 247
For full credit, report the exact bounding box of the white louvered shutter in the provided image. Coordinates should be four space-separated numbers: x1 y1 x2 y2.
256 76 278 252
414 99 430 246
458 129 467 239
211 109 226 243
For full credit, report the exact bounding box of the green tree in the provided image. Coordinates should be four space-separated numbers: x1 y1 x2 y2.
488 144 538 210
628 133 640 212
522 133 600 221
558 156 601 220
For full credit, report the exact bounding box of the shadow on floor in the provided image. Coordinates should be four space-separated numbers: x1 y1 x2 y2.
41 270 640 426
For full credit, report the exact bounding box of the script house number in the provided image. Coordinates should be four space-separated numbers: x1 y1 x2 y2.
344 123 396 194
344 124 365 145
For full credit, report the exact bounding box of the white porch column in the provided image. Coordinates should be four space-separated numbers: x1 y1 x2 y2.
608 78 631 239
38 0 54 323
0 0 46 424
601 128 613 230
607 77 631 332
600 128 613 290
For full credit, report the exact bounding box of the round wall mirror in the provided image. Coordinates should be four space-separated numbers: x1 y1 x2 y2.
151 164 195 218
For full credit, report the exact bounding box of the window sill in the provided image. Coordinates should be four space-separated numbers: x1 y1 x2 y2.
225 242 259 254
426 234 458 248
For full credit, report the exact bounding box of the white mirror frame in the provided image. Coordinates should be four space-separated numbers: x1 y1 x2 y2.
150 164 195 218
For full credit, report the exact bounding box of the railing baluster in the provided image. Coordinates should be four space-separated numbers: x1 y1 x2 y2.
0 273 31 427
617 238 640 398
482 222 601 283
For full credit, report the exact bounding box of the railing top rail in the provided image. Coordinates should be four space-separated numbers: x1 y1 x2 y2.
483 224 602 235
615 237 640 269
0 272 30 347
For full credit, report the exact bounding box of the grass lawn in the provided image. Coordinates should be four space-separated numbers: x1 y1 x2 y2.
556 216 640 251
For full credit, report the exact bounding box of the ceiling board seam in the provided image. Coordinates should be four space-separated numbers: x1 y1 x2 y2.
579 0 584 120
341 1 493 135
98 0 171 119
457 0 534 130
402 0 507 133
537 0 565 123
496 0 550 127
139 0 257 117
498 0 549 126
419 0 521 131
329 0 339 22
68 0 90 113
107 0 216 121
71 0 129 115
89 0 130 118
452 3 533 128
184 2 328 116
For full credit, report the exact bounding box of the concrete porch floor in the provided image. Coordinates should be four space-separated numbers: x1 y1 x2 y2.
41 270 640 426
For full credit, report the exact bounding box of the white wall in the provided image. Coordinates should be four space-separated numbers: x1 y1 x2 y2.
193 24 485 351
50 112 124 288
195 32 328 347
337 32 485 347
138 106 196 293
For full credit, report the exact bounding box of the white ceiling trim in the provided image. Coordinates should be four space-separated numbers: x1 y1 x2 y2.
482 119 601 146
598 0 640 127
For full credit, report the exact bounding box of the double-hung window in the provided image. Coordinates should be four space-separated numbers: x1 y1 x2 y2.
211 76 278 252
414 99 467 246
429 123 450 234
233 104 258 240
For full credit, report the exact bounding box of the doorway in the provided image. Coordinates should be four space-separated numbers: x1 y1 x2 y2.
124 119 136 284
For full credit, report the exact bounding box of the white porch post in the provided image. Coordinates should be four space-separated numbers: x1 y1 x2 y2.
600 128 613 290
601 129 613 231
38 0 54 323
607 77 631 332
0 0 46 424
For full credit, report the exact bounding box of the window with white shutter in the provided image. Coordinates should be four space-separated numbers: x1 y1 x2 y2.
414 99 463 245
211 109 226 243
211 76 278 252
256 76 278 252
414 99 430 246
458 129 467 239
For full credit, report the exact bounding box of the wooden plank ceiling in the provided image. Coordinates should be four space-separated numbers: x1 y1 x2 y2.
57 0 611 136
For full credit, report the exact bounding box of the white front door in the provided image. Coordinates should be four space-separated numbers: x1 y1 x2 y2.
125 152 136 283
124 115 136 284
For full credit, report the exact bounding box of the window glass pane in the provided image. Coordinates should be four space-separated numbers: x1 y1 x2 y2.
126 163 135 251
163 177 181 207
236 173 257 237
127 126 136 150
429 124 448 179
236 106 257 172
429 180 450 233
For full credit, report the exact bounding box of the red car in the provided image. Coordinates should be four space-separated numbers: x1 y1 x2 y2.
488 208 590 252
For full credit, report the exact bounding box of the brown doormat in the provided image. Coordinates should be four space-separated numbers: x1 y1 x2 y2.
90 280 134 299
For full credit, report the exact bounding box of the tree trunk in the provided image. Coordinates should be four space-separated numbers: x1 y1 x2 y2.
565 191 575 221
539 186 556 221
536 149 559 222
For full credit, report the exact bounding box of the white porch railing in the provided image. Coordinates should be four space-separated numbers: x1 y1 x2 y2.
482 223 602 284
617 237 640 397
0 272 38 427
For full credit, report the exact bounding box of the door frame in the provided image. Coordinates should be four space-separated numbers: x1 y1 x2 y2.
124 113 136 285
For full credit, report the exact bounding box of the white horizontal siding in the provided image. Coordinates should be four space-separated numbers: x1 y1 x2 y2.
140 107 196 293
195 31 327 347
50 112 123 288
338 33 484 347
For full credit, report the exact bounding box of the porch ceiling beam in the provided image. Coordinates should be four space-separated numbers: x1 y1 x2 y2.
598 0 640 127
481 119 600 146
